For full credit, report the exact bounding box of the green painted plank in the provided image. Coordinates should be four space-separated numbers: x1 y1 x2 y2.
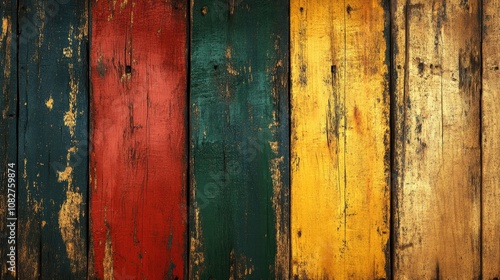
17 0 88 278
0 0 18 279
189 0 290 279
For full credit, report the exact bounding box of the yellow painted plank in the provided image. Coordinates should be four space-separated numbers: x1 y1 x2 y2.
290 0 390 278
392 0 481 278
482 0 500 277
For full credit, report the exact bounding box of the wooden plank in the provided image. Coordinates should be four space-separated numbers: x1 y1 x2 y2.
483 0 500 277
16 0 89 278
0 1 17 279
189 0 290 278
290 0 390 278
392 0 481 278
90 1 188 278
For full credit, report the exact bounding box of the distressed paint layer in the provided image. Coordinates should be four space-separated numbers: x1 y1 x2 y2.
0 1 17 279
190 0 290 278
17 0 89 278
90 0 188 278
291 0 391 278
392 0 481 278
482 0 500 277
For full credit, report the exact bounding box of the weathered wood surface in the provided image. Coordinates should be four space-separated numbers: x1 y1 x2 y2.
189 0 290 278
290 0 390 278
392 0 481 278
15 0 89 278
483 0 500 278
0 0 17 279
90 0 188 279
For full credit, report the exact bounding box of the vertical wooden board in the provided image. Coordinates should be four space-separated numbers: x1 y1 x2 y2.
17 0 89 278
392 0 481 278
483 0 500 277
0 0 17 279
291 0 390 279
189 0 290 279
90 0 188 279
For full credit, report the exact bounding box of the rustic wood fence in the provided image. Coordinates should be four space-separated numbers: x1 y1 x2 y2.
0 0 498 279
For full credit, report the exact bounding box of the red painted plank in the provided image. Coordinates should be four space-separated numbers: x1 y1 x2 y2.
90 1 187 279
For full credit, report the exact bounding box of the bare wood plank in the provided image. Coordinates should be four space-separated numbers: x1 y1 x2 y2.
482 0 500 277
392 0 481 278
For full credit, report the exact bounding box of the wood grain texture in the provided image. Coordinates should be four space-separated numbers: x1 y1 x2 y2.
16 0 89 278
189 0 290 278
0 1 17 279
392 0 481 278
291 0 390 279
90 0 188 279
482 0 500 278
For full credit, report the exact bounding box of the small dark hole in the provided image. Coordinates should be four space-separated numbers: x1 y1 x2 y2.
125 65 132 74
331 65 337 74
495 66 499 71
300 7 304 12
346 5 353 14
430 64 433 68
418 62 424 74
297 230 302 237
397 65 402 69
213 65 218 70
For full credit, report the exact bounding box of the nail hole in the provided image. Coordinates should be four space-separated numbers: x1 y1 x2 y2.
331 65 337 74
125 65 132 74
300 7 304 12
297 230 302 237
213 65 218 70
495 66 499 71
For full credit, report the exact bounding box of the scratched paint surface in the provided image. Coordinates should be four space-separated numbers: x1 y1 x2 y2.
90 0 188 279
392 0 481 278
16 0 89 278
190 0 290 278
482 0 500 277
0 1 17 279
290 0 390 279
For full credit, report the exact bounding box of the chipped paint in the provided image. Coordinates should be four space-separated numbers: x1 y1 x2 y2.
1 17 8 41
63 47 73 58
45 96 54 110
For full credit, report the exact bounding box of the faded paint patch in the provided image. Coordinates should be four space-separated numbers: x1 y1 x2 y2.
270 155 288 278
58 190 84 273
57 147 85 273
190 202 205 278
2 16 12 121
45 96 54 110
103 231 114 279
64 64 79 136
